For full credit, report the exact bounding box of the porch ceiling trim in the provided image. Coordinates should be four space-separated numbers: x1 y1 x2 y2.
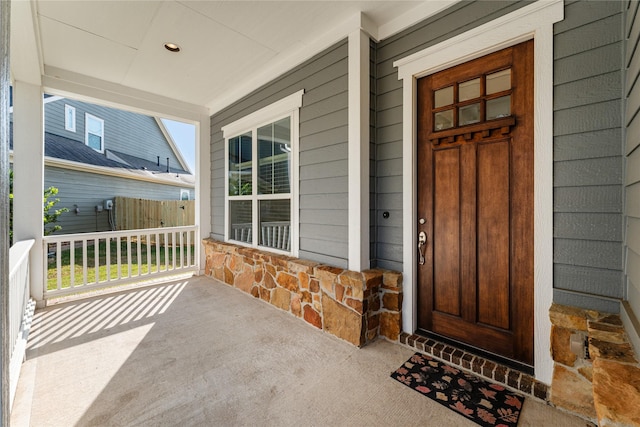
42 66 208 124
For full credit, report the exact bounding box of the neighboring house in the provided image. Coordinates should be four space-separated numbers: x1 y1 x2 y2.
10 96 195 234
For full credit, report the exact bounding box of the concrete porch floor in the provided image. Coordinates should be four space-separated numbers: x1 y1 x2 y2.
11 276 590 426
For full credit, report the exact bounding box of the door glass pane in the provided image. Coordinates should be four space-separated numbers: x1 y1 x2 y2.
259 199 291 251
459 103 480 126
458 78 480 102
486 96 511 120
229 200 253 243
486 69 511 95
434 86 454 108
434 109 454 131
228 132 253 196
258 117 291 195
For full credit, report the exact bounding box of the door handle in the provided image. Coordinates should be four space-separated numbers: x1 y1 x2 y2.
418 231 427 265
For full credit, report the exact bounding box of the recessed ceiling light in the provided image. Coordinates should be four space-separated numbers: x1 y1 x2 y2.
164 42 181 53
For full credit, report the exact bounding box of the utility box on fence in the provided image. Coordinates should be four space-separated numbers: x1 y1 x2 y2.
114 196 195 231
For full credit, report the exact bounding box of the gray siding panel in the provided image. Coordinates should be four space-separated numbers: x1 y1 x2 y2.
554 265 623 299
209 40 349 266
553 100 622 136
554 239 622 271
551 0 625 310
554 128 622 161
554 14 622 59
554 213 622 241
554 157 623 187
553 72 621 110
628 0 640 327
554 43 622 85
553 289 621 314
554 185 622 213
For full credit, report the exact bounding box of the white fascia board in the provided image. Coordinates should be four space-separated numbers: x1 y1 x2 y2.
45 157 195 188
43 66 208 123
155 117 191 173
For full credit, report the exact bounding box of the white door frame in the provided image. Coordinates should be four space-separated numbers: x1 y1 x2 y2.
394 0 564 384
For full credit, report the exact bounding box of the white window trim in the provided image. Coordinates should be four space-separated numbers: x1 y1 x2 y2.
394 0 563 384
222 90 303 257
64 104 76 132
85 113 104 153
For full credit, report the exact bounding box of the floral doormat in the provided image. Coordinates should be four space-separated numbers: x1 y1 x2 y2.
391 353 524 427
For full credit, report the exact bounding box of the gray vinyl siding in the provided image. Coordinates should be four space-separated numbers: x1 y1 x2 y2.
44 99 186 172
210 41 349 268
552 0 625 312
45 166 193 234
625 0 640 322
373 1 530 272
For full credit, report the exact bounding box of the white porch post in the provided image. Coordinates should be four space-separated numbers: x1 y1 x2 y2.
0 0 11 422
197 113 211 274
12 81 45 306
347 29 370 272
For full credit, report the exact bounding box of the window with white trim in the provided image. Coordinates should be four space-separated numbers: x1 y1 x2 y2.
222 90 303 256
85 113 104 152
64 104 76 132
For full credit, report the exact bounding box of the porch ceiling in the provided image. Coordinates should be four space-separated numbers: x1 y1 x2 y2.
12 0 448 113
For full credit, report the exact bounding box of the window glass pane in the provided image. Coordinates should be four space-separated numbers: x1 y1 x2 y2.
65 106 75 131
486 69 511 95
87 116 102 135
258 117 291 195
228 132 253 196
229 200 253 243
434 109 454 131
458 78 480 102
486 96 511 120
434 86 453 108
87 133 102 150
259 199 290 251
459 103 480 126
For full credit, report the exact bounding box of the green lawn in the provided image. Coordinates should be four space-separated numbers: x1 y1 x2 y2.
47 239 195 291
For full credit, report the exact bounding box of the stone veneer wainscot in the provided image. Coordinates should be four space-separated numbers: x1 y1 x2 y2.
202 238 402 346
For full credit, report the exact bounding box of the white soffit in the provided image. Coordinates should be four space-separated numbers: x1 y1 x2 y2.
30 0 460 112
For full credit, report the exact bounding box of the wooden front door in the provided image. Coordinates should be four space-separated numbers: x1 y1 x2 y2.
417 41 534 366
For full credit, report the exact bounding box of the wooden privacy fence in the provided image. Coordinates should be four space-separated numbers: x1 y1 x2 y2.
115 196 195 231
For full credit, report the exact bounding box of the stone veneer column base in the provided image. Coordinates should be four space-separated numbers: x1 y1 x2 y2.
202 238 402 347
549 303 640 426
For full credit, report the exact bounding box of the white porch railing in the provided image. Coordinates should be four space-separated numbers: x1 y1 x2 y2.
231 221 290 251
43 226 198 299
9 239 36 407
